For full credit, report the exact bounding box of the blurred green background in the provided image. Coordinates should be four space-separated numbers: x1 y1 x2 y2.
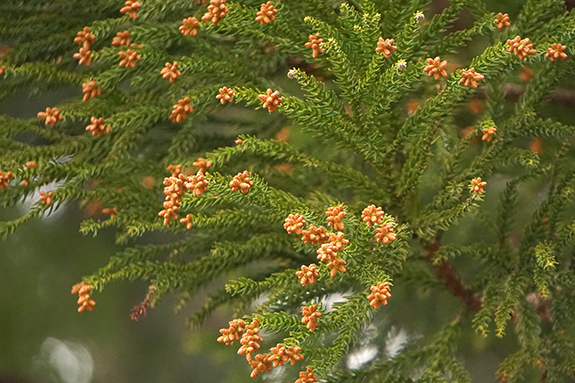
2 0 575 382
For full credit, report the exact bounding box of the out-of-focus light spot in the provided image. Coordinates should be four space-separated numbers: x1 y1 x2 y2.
347 346 378 370
33 337 93 383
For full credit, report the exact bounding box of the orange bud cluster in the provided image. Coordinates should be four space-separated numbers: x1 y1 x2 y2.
482 127 497 142
118 49 141 68
202 0 229 26
71 281 96 312
470 177 487 194
82 80 102 102
305 34 323 59
460 68 484 88
545 43 567 62
301 304 322 332
216 86 234 104
179 213 193 230
507 36 537 61
301 224 327 245
112 31 131 46
258 89 283 112
120 0 141 19
192 158 212 173
361 205 384 226
367 281 391 309
255 1 278 25
494 13 510 30
326 204 346 231
296 264 319 286
296 368 318 383
180 17 200 36
85 117 111 136
284 213 306 235
169 97 194 123
0 171 13 190
237 318 263 355
73 27 95 66
159 164 209 226
161 62 182 82
375 223 396 244
39 191 53 205
424 56 448 80
317 233 348 277
217 318 246 345
229 171 254 193
37 107 62 126
376 38 397 58
248 344 303 378
74 27 96 50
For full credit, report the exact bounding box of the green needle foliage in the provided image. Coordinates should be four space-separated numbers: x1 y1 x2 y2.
2 0 575 381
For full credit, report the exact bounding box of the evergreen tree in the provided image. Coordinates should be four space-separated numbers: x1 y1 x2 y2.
2 0 575 381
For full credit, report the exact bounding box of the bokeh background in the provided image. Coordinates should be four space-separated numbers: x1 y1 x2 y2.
2 0 575 382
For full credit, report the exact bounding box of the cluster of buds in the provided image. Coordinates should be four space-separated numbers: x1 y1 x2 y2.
317 233 348 277
545 43 567 62
120 0 141 19
217 318 246 345
71 281 96 312
301 224 327 245
86 117 111 136
180 214 193 230
301 304 322 332
470 177 487 194
326 204 346 231
161 62 182 82
39 191 53 205
193 158 212 173
482 127 497 142
424 56 448 80
130 285 156 321
248 344 303 378
73 27 95 66
168 97 194 123
216 86 234 104
180 17 200 36
237 318 263 355
218 317 305 379
460 68 484 88
118 49 141 68
102 207 118 219
20 161 37 186
37 107 62 126
376 38 397 58
0 66 5 75
159 164 209 226
361 205 384 227
494 13 510 30
229 171 254 193
367 281 391 309
296 264 319 286
296 368 318 383
375 223 396 244
305 34 323 59
74 27 95 50
258 88 283 112
256 1 278 25
82 80 102 102
507 36 537 61
284 213 306 234
202 0 229 26
0 170 13 190
362 205 397 245
112 31 131 46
